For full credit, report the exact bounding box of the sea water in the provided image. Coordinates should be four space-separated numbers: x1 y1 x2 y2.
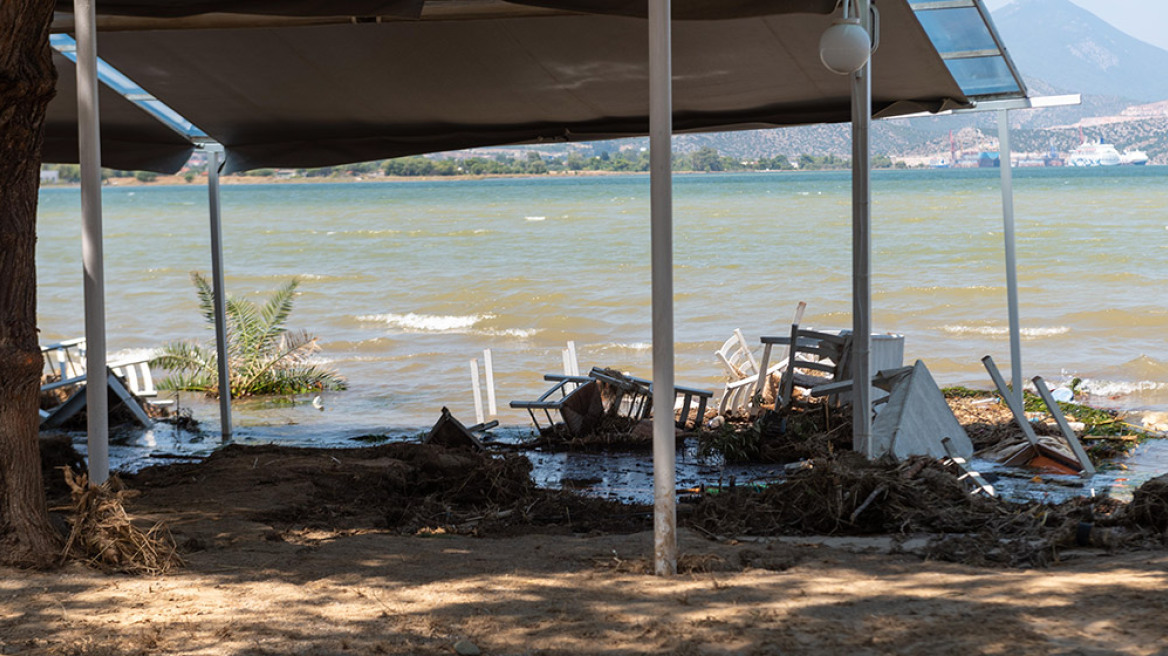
35 167 1168 493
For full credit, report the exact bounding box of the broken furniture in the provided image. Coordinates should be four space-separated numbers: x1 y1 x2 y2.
600 369 712 431
715 328 787 418
40 367 153 429
510 367 712 436
41 338 160 399
1031 375 1096 476
510 375 605 436
41 337 88 382
717 302 809 417
757 329 904 411
776 326 851 410
940 436 996 497
864 360 974 460
810 360 972 460
40 338 159 429
715 329 759 380
425 406 487 451
981 355 1094 476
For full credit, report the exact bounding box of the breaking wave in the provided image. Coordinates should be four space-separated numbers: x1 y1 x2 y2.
357 312 536 338
358 312 490 332
942 325 1071 339
1077 379 1168 397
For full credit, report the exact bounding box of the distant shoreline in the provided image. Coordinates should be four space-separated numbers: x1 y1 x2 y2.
39 163 1162 190
39 168 846 190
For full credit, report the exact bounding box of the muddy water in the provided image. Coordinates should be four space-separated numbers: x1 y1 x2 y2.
39 166 1168 498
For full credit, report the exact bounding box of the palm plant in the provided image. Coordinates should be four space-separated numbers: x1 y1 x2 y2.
152 273 346 397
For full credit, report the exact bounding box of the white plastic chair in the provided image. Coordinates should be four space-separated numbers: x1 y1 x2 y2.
714 329 758 380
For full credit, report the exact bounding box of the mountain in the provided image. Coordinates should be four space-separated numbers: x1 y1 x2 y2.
468 0 1168 164
993 0 1168 102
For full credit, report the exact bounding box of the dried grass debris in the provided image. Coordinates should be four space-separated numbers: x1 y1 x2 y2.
60 469 183 575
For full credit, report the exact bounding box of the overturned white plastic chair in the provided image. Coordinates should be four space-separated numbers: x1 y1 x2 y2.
109 358 158 398
715 329 758 380
40 367 153 429
717 376 761 417
714 328 785 418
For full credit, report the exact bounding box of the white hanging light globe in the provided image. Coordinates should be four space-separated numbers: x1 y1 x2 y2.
819 18 871 75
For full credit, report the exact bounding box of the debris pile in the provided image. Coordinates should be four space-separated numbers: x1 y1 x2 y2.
688 453 995 537
686 452 1168 567
130 443 651 538
60 469 183 575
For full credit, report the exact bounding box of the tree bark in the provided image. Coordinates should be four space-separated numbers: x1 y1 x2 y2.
0 0 62 568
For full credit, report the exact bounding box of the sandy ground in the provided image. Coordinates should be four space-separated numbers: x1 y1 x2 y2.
4 531 1168 656
5 442 1168 656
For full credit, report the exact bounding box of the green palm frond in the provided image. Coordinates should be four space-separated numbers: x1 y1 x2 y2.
155 274 344 398
259 278 299 335
151 340 216 373
191 272 219 326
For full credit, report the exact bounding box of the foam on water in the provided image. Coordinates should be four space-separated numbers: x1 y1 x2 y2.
358 312 491 332
595 342 653 351
1078 378 1168 398
109 347 158 363
941 324 1071 339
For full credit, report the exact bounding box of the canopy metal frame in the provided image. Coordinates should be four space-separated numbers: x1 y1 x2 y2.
65 4 233 465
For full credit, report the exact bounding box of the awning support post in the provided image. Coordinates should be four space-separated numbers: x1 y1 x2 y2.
851 0 874 459
206 145 233 439
997 109 1023 405
74 0 109 484
649 0 677 576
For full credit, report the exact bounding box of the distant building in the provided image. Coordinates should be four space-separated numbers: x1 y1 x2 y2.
40 169 60 184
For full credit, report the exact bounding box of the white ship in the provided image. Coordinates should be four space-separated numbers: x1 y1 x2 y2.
1067 140 1121 167
1121 148 1149 165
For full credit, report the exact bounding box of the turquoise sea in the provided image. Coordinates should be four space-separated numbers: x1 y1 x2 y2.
35 166 1168 489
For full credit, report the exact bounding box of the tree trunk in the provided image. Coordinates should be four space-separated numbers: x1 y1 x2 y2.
0 0 62 568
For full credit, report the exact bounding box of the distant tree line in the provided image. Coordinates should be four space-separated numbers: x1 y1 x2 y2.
41 146 904 185
375 146 899 177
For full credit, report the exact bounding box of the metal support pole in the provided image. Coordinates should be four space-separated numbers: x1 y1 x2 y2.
649 0 677 577
997 109 1024 406
206 146 233 439
851 0 873 459
74 0 108 484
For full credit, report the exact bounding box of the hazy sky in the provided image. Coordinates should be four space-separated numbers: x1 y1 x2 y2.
982 0 1168 51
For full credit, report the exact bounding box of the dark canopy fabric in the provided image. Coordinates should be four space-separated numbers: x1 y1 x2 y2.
498 0 836 19
42 51 194 173
74 0 970 172
43 0 980 172
54 0 834 20
54 0 426 18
